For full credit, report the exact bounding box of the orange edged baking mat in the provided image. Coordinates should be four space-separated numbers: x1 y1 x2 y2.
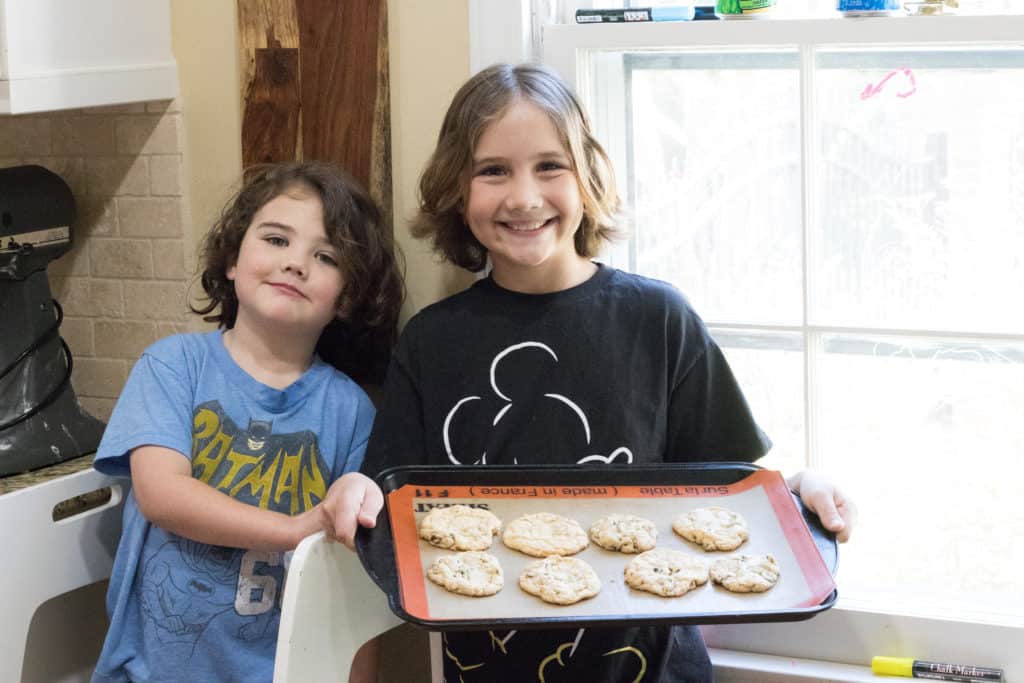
356 463 837 630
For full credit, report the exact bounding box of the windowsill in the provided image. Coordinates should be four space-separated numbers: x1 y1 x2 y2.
710 648 876 683
701 605 1020 681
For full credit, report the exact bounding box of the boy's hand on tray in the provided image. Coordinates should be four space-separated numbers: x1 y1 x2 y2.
320 472 385 550
786 470 857 543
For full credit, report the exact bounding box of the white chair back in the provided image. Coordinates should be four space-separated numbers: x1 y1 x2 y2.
273 531 403 682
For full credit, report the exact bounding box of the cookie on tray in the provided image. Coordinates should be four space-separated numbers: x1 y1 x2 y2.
589 513 658 554
502 512 589 557
426 551 504 597
710 554 780 593
418 504 502 551
672 506 749 551
518 556 601 605
624 549 709 597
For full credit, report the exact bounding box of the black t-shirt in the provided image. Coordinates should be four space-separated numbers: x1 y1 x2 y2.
362 264 771 682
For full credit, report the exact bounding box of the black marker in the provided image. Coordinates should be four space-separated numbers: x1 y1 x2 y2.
576 6 696 22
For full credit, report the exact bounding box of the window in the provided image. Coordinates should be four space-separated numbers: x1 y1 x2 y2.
540 10 1024 671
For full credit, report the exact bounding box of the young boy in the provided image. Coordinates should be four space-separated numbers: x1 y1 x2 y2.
92 162 403 682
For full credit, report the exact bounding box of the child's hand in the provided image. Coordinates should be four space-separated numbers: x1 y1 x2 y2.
787 470 857 543
289 506 328 548
319 472 384 550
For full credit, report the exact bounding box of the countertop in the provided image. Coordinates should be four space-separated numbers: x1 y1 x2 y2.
0 454 96 495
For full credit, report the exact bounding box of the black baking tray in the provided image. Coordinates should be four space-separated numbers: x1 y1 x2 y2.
355 462 838 631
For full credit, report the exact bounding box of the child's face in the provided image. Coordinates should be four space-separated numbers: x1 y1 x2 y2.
464 99 586 291
227 188 345 336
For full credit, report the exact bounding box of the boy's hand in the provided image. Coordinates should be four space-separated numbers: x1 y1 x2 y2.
289 506 329 549
787 470 857 543
320 472 384 550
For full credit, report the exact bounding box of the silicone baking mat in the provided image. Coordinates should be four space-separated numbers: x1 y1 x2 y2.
356 463 837 630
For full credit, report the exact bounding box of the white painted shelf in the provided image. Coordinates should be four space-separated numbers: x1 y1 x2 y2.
0 0 178 114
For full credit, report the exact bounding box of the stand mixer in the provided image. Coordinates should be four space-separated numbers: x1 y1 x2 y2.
0 165 105 476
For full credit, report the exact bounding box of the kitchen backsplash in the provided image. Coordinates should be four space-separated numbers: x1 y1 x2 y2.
0 99 194 422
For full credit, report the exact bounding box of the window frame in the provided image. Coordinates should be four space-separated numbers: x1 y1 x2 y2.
470 2 1024 673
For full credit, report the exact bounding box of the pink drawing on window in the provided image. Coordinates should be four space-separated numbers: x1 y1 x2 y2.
860 68 917 100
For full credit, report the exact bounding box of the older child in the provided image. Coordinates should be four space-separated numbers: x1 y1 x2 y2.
326 64 856 682
91 162 403 683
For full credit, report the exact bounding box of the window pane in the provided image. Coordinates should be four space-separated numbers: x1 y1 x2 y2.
625 52 803 326
814 333 1024 620
812 49 1024 334
585 40 1024 626
712 329 806 476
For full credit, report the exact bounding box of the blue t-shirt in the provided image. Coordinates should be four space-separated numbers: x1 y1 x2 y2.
91 331 375 683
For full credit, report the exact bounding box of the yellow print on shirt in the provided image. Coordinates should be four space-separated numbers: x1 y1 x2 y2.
189 402 327 514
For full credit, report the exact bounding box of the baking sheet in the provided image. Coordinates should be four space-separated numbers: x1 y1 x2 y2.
356 463 837 630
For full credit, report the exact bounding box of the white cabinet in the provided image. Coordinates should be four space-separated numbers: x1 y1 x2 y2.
0 0 178 114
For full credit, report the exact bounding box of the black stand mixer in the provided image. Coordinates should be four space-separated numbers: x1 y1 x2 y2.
1 165 105 476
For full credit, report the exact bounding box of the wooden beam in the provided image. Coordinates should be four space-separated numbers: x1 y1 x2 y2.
238 0 302 165
296 1 383 184
236 0 391 219
240 46 300 166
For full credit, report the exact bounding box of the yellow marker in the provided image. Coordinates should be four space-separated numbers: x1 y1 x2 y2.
871 656 1003 682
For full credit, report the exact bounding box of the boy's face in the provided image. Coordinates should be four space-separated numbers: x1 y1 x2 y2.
464 99 588 292
227 188 345 337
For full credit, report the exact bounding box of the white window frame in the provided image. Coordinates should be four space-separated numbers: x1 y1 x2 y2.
469 2 1023 677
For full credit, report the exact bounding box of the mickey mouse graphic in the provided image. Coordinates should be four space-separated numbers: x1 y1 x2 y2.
445 628 649 683
441 341 634 467
436 340 646 679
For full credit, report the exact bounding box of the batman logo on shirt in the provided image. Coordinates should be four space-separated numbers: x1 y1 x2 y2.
189 401 328 515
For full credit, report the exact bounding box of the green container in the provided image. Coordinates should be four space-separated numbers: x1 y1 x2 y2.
715 0 776 18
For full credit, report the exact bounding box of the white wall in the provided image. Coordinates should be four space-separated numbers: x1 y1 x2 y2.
389 0 476 321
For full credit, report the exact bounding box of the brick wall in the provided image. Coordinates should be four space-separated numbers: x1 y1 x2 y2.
0 100 194 422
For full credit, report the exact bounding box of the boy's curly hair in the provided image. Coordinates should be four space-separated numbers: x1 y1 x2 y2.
411 62 622 272
191 161 405 384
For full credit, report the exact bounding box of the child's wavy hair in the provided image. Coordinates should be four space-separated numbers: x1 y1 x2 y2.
411 62 622 272
191 161 405 384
